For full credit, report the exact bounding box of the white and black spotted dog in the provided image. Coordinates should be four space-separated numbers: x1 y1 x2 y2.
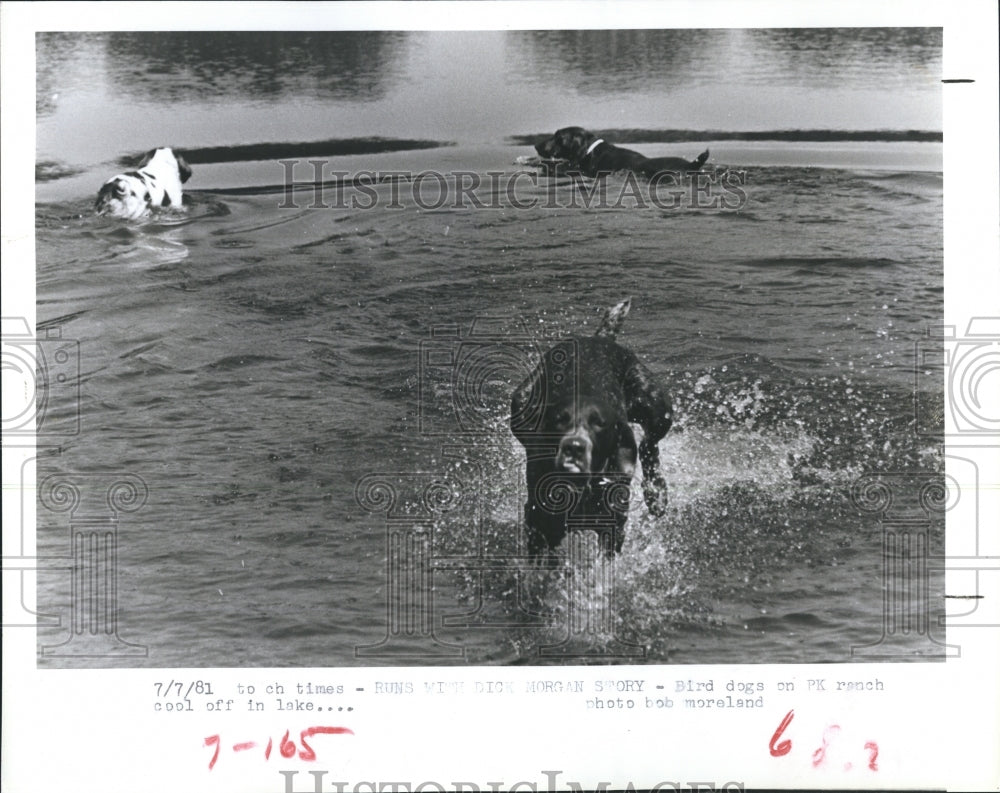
95 147 192 220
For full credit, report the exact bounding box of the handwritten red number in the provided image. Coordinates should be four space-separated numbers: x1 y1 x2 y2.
865 741 879 771
769 709 795 757
298 726 355 761
205 726 354 770
205 735 221 770
299 731 316 762
812 724 841 768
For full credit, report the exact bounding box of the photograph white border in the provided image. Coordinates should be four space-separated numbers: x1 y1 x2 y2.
3 2 998 791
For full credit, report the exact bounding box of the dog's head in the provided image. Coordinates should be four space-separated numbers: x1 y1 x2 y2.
95 147 192 219
94 172 155 220
550 396 622 480
534 126 598 162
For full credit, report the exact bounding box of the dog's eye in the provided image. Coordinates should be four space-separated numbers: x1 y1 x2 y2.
114 183 127 197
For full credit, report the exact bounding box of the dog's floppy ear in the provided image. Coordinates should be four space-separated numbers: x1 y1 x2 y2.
613 419 637 477
575 129 597 156
175 153 193 184
510 367 545 443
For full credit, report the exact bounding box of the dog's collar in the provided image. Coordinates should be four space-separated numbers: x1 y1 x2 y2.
584 138 605 156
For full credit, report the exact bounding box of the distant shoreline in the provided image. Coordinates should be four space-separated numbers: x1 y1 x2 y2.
508 129 942 146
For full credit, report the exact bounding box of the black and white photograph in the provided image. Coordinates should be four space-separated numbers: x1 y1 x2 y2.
3 2 998 791
27 21 954 668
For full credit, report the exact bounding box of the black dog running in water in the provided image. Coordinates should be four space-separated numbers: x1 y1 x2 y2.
535 126 709 179
510 298 672 558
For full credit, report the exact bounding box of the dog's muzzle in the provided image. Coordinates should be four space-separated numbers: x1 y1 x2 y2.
535 139 557 158
556 430 593 475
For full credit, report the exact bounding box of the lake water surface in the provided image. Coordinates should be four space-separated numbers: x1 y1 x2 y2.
33 28 947 666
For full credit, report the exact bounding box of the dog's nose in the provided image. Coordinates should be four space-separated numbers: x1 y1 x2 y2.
558 437 589 466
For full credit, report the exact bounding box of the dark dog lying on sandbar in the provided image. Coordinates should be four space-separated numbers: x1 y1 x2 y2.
534 126 709 179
